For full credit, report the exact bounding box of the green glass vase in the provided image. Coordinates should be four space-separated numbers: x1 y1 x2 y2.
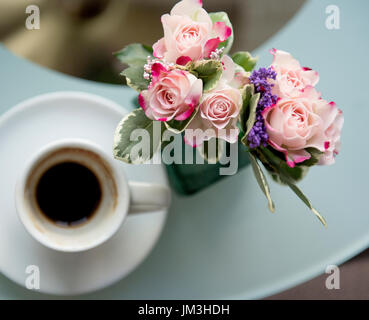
129 98 251 195
164 140 250 195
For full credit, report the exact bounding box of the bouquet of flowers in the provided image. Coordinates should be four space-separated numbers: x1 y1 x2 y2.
113 0 344 226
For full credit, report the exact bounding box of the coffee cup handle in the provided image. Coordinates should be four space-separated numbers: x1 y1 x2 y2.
128 182 171 214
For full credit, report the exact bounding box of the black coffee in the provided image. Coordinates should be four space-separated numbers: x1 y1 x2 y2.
36 161 102 227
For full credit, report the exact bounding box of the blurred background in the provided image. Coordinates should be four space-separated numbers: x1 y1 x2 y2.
0 0 305 84
1 0 368 300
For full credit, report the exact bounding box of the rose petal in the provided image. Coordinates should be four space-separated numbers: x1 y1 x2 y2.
203 37 221 58
176 56 192 66
171 0 212 27
220 55 235 83
138 92 147 111
268 140 310 168
286 149 311 167
212 21 232 42
153 38 166 59
171 0 203 16
151 62 168 82
176 78 203 120
271 49 300 69
302 69 319 86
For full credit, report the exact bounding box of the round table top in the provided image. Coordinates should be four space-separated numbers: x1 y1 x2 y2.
1 0 368 299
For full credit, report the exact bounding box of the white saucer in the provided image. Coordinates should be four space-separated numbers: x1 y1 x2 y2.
0 92 169 295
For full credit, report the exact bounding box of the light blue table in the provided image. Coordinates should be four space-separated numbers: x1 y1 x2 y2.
1 0 368 299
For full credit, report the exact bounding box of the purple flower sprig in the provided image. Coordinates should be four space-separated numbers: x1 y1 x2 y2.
247 67 278 148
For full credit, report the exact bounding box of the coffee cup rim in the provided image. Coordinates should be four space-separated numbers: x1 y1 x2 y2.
15 138 130 252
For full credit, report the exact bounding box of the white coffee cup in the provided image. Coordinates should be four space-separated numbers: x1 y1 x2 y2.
15 138 171 252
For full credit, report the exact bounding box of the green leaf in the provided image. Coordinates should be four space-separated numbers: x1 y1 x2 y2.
121 66 149 92
232 51 258 72
301 148 323 167
239 84 255 133
114 44 153 92
259 147 309 183
250 147 326 226
209 12 234 55
114 43 152 67
255 147 326 226
284 181 327 227
269 172 286 185
199 138 224 164
113 109 162 164
249 153 275 213
245 93 260 136
165 108 198 134
142 44 154 55
191 59 223 92
240 92 260 146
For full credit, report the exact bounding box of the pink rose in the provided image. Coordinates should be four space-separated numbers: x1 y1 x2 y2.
317 102 344 165
139 63 202 121
153 0 232 63
263 86 343 167
270 49 319 98
185 55 242 146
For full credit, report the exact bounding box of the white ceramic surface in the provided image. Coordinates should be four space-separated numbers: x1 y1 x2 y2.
0 92 169 295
